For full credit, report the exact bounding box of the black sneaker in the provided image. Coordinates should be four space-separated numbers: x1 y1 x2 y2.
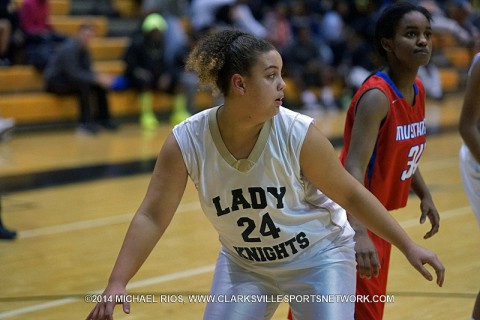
99 120 119 131
76 123 101 135
0 226 17 240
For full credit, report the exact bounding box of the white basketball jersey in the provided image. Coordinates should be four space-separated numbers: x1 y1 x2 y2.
173 106 349 269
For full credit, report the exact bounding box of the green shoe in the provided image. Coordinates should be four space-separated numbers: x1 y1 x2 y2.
140 113 159 130
170 110 191 126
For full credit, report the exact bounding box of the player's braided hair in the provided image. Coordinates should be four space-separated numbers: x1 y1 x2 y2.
186 29 275 96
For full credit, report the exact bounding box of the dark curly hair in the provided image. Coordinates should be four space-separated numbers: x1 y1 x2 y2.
186 29 275 96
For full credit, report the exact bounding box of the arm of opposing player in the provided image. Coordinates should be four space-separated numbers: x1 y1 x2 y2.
342 88 390 278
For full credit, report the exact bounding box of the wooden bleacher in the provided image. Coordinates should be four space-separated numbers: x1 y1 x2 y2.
15 0 140 18
0 62 214 126
0 0 215 127
432 31 474 93
0 1 470 128
89 37 130 60
50 0 71 16
50 15 109 37
112 0 141 18
0 90 209 124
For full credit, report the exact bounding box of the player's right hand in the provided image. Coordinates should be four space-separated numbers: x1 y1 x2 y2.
354 233 380 278
85 284 130 320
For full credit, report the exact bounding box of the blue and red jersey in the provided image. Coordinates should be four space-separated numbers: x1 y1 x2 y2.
339 71 427 210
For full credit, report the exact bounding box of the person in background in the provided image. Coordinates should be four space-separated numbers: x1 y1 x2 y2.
189 0 235 33
283 23 337 111
458 51 480 320
19 0 66 70
0 0 12 65
0 0 22 66
123 13 191 129
139 0 190 63
262 1 293 55
86 29 444 320
44 23 117 135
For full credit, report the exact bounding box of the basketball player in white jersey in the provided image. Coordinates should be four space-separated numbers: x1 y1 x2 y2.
86 29 444 320
459 52 480 320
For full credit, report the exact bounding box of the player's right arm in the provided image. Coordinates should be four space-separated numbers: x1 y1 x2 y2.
86 132 188 320
343 88 390 279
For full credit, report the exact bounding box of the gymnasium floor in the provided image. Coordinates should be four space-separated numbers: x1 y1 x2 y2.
0 93 478 319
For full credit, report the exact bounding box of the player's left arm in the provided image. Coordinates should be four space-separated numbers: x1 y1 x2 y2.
300 125 445 287
411 168 440 239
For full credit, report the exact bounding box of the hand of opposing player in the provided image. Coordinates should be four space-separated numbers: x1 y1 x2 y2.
354 233 380 278
419 197 440 239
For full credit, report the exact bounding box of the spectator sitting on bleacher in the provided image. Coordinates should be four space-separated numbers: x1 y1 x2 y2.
445 0 480 49
283 23 337 111
122 13 192 129
262 2 293 55
212 0 268 38
0 13 11 66
189 0 235 33
19 0 66 71
0 0 20 66
43 23 117 135
343 29 379 92
229 0 268 38
420 0 479 50
140 0 190 81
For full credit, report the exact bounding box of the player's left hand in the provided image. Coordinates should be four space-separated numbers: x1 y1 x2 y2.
404 242 445 287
